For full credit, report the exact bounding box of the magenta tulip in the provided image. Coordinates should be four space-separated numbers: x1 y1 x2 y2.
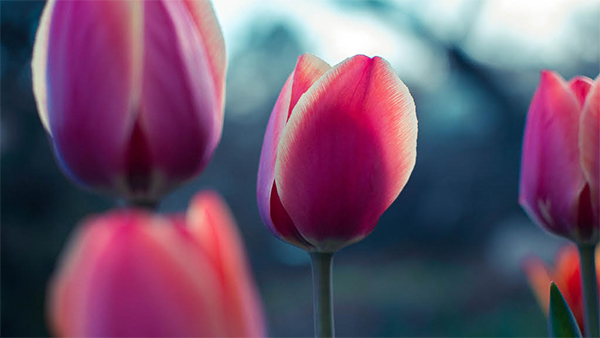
257 54 418 253
520 71 599 244
48 191 265 337
32 0 226 203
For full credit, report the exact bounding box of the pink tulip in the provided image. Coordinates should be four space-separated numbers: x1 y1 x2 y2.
31 0 226 203
48 191 265 337
519 71 599 243
257 54 418 252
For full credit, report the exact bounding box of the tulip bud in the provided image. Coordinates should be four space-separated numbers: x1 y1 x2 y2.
257 54 418 252
519 71 599 244
524 245 600 334
32 0 226 204
48 191 265 337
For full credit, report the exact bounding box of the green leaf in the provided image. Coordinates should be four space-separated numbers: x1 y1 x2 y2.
548 282 582 338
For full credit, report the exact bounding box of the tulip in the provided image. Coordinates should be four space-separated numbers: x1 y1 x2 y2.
257 53 417 253
519 71 599 243
48 191 265 337
524 245 600 334
32 0 226 204
257 53 417 337
520 71 600 337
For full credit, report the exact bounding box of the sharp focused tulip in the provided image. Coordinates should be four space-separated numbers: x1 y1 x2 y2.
257 53 417 253
48 191 265 337
524 245 600 333
520 71 600 244
32 0 226 203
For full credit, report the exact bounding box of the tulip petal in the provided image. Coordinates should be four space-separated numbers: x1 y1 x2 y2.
569 76 593 108
187 191 266 337
275 55 417 252
289 54 331 117
182 0 227 111
45 1 140 189
580 76 600 226
139 0 222 196
520 71 588 240
50 212 230 337
31 0 56 134
257 54 331 250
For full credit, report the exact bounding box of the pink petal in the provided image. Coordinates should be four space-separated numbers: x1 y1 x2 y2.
182 0 227 112
275 55 417 252
45 1 140 189
257 54 330 250
139 1 223 196
289 54 331 118
49 211 230 337
187 191 266 337
569 76 593 108
580 76 600 229
31 0 56 133
519 70 588 239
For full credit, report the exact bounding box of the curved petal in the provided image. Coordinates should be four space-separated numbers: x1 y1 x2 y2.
183 0 227 112
275 55 417 252
31 0 56 134
580 76 600 229
257 54 330 251
568 76 593 108
187 191 266 337
519 71 588 240
46 1 140 189
139 1 222 197
49 211 230 337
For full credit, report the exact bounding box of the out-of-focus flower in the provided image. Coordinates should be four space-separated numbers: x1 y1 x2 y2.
32 0 226 204
519 71 599 244
257 53 417 253
48 191 265 337
524 245 600 333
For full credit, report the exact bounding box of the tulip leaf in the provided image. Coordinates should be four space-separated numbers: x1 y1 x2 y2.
548 282 582 338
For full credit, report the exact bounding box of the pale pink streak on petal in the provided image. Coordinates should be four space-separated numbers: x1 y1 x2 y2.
183 0 227 113
257 75 314 250
187 191 266 337
31 0 56 134
580 76 600 226
519 71 587 239
275 55 417 252
569 76 593 108
140 1 220 194
46 1 138 189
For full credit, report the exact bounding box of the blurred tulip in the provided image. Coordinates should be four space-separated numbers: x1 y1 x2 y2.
32 0 226 204
524 245 600 333
257 53 417 253
519 71 599 244
48 191 265 337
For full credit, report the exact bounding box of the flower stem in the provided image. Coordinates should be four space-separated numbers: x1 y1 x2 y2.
578 243 599 338
310 252 335 338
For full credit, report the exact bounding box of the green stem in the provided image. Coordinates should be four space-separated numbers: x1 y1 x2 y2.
578 243 599 338
310 252 335 338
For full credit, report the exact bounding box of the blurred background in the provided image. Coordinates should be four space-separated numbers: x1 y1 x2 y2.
1 0 599 336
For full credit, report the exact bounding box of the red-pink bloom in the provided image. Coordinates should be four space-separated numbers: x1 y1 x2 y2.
48 191 265 337
257 54 418 252
524 245 600 334
519 71 599 243
32 1 226 203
